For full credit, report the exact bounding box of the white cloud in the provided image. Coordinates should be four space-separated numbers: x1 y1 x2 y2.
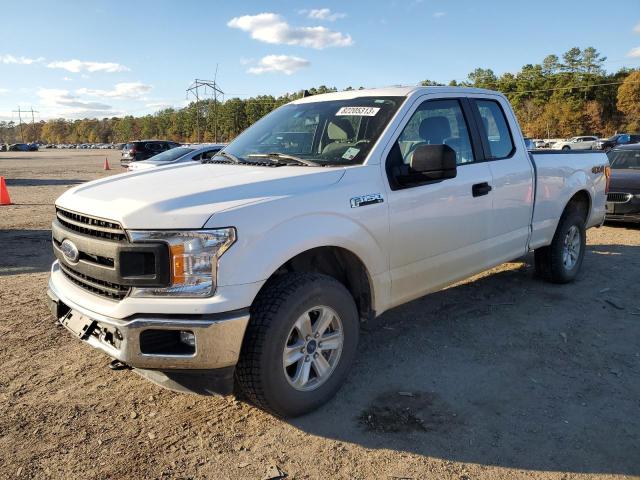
247 55 310 75
628 47 640 58
0 54 44 65
634 22 640 34
433 11 446 18
77 82 152 99
301 8 346 21
46 59 129 73
37 88 113 111
228 13 352 49
0 88 8 94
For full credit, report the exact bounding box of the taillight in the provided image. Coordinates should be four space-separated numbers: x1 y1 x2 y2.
605 166 611 194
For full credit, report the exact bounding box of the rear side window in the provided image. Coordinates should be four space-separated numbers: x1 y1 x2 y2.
474 100 515 159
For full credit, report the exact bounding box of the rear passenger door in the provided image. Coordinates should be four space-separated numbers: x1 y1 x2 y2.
469 96 534 263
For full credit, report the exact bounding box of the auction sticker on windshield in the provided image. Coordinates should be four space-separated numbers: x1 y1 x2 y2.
336 106 380 116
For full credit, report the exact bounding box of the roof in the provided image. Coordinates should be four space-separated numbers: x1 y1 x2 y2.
291 85 502 104
612 143 640 150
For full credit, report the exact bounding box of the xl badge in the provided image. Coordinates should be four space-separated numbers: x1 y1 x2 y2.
60 239 80 263
350 193 384 208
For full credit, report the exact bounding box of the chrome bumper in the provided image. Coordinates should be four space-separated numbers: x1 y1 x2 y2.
47 277 250 370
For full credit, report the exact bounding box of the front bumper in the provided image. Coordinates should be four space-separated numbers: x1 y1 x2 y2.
47 276 250 372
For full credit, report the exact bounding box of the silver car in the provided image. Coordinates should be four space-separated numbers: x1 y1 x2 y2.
127 144 226 171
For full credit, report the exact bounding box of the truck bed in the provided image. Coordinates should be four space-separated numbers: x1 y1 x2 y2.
528 150 608 250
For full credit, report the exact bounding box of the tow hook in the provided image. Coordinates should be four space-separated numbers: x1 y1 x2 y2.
108 359 131 371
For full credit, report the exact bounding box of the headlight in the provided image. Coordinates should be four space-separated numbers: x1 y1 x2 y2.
128 228 236 297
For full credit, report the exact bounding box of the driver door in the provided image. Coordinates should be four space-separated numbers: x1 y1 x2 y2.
384 97 493 307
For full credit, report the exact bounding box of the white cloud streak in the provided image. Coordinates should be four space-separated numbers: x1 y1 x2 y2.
247 55 310 75
228 13 353 49
433 11 446 18
303 8 346 21
46 59 130 73
634 22 640 34
628 46 640 58
0 54 44 65
77 82 152 99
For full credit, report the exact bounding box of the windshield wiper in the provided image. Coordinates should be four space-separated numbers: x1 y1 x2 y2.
205 151 243 164
247 153 321 167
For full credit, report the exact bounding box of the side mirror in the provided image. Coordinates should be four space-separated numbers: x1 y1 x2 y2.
410 144 457 181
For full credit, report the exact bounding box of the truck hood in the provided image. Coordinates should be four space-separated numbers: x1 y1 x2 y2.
56 163 345 229
609 169 640 193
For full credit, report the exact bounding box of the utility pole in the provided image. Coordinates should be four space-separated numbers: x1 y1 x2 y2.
30 107 39 143
12 107 24 142
186 70 224 143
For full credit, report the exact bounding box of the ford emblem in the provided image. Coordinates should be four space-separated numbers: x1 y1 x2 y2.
60 239 80 263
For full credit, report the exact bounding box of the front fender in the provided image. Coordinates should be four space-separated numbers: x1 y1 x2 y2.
215 212 387 288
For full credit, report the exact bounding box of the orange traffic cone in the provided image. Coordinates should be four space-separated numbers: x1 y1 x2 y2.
0 176 12 205
104 157 111 170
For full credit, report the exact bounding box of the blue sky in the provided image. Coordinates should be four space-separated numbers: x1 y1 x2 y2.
1 0 639 121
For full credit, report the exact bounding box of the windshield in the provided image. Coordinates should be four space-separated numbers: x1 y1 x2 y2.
222 96 405 166
148 147 194 162
608 149 640 169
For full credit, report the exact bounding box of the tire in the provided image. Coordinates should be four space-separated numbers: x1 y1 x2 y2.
562 145 570 151
235 273 359 417
534 210 586 283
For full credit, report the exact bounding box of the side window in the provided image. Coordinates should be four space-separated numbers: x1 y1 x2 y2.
395 99 474 166
474 100 515 159
191 152 203 161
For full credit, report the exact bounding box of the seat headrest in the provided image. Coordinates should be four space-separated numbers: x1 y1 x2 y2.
327 118 355 141
418 116 451 144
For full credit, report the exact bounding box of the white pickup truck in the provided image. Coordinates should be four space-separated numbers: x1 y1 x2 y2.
47 87 609 416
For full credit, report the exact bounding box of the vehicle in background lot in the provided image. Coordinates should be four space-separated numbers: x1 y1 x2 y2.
552 136 599 150
28 143 39 151
534 139 547 149
48 86 609 417
595 133 640 151
114 143 126 150
9 143 30 151
128 144 226 171
605 144 640 223
524 138 535 150
120 140 181 167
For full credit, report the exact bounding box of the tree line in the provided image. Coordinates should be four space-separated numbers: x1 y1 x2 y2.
1 47 638 145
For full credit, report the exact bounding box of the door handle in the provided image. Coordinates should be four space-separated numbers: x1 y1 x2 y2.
472 182 492 197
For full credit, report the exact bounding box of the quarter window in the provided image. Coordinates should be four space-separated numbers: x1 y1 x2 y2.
474 100 515 159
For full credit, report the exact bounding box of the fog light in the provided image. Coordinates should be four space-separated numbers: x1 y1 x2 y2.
179 331 196 347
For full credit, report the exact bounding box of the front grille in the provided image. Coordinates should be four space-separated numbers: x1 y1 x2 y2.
56 208 126 241
60 263 130 300
607 192 632 203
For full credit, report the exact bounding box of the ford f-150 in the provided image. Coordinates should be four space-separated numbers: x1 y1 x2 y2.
47 87 609 416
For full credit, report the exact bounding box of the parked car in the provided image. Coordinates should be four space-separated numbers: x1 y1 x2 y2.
552 136 599 151
534 139 547 149
121 140 181 167
604 144 640 223
9 143 30 151
594 133 640 151
127 144 226 171
48 86 608 417
524 138 535 150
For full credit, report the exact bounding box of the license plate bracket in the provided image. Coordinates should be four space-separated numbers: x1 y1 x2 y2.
61 310 96 340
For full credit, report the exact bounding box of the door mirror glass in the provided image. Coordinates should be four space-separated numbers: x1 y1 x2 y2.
409 144 457 180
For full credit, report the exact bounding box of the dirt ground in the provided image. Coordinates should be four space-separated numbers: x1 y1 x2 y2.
1 149 639 480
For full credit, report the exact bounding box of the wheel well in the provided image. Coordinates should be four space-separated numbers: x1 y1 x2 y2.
565 190 591 225
263 247 374 322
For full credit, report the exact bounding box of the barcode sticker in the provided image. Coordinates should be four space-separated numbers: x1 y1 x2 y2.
336 106 380 116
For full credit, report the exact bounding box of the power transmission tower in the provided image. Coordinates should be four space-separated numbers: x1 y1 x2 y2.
186 68 224 143
30 108 39 142
11 107 39 142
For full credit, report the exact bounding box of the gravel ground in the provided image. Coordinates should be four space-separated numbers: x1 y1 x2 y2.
1 150 639 480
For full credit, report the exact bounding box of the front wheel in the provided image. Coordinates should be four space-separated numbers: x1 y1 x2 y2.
534 211 586 283
235 273 359 417
562 145 571 151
